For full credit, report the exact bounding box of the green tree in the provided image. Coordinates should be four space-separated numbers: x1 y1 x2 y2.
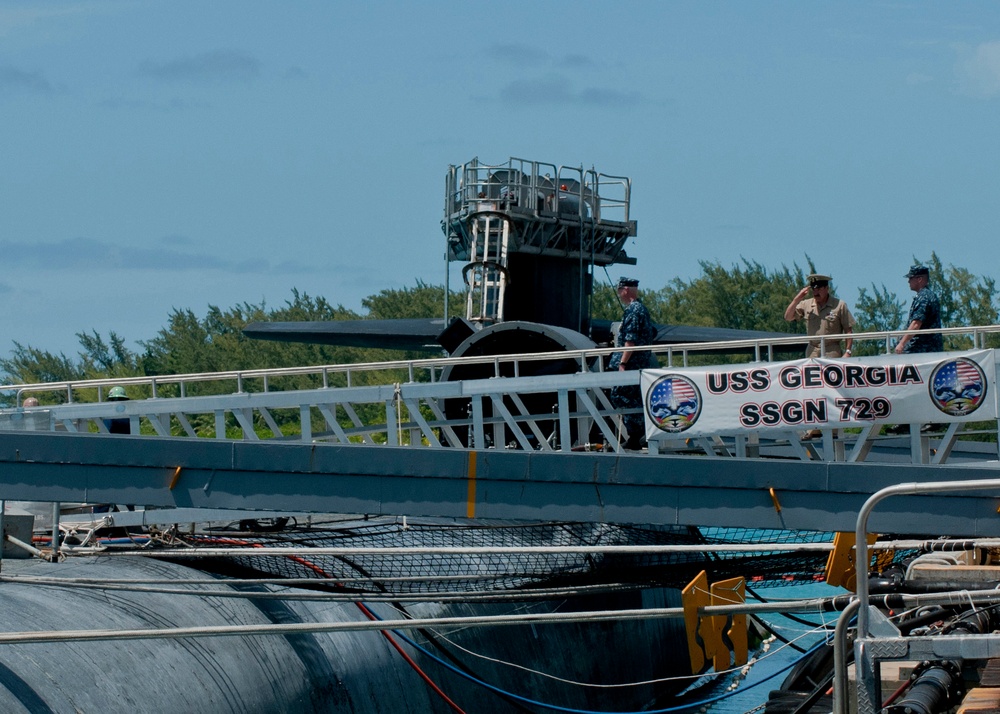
854 253 999 353
0 343 83 403
363 280 463 320
595 259 812 334
5 263 997 411
678 259 809 333
589 281 619 323
923 253 999 349
853 285 905 356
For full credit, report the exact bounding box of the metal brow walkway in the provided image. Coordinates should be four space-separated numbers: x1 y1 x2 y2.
1 326 999 537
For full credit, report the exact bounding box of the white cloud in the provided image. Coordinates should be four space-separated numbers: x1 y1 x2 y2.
956 40 1000 98
499 75 641 107
0 5 76 38
487 43 551 67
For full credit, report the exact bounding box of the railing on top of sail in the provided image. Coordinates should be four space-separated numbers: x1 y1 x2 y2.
444 157 631 225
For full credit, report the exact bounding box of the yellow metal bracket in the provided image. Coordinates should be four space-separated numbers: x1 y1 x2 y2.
682 571 711 674
825 531 878 590
682 571 748 674
768 487 781 513
710 577 748 670
466 451 477 518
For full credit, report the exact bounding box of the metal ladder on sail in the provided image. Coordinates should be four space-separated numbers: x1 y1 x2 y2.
464 212 510 324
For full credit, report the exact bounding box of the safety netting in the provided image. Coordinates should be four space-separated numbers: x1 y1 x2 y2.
167 519 837 596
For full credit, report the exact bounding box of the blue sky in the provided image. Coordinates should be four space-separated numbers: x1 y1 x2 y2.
2 1 999 361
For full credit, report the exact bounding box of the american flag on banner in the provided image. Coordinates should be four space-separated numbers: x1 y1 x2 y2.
931 358 986 415
648 376 701 431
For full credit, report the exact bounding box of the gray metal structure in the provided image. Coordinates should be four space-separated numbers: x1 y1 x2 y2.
0 327 998 534
443 157 635 333
0 528 687 714
244 156 801 352
4 328 998 451
0 556 394 713
1 429 1000 538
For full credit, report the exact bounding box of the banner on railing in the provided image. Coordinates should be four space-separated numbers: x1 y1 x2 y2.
641 349 996 439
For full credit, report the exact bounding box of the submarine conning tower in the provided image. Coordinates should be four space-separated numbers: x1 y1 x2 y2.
442 157 638 339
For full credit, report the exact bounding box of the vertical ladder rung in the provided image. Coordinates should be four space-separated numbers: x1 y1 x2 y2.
466 215 510 324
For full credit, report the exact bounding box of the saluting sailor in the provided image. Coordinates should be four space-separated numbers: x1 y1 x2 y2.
784 273 855 358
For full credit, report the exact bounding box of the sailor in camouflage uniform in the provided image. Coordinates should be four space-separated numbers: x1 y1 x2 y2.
895 265 944 354
609 277 657 450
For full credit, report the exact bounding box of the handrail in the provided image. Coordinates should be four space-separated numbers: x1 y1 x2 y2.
4 327 997 459
853 478 1000 639
446 157 634 225
4 324 1000 406
833 477 1000 714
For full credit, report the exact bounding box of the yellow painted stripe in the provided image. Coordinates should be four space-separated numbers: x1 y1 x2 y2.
168 466 182 490
466 451 477 518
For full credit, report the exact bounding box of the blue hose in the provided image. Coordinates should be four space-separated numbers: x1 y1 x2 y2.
364 602 832 714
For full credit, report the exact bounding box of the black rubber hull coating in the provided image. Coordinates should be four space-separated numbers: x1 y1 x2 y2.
0 556 687 713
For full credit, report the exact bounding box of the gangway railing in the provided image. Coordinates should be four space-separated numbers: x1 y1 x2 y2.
2 325 998 465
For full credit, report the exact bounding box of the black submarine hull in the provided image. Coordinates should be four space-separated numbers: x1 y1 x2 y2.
0 524 690 713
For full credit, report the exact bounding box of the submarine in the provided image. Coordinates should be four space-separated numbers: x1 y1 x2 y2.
0 157 820 713
244 157 798 447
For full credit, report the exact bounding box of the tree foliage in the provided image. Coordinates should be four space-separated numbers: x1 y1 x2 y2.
1 343 83 393
853 252 1000 352
140 290 365 379
923 252 999 349
853 285 906 356
363 279 463 320
594 258 812 334
3 258 997 406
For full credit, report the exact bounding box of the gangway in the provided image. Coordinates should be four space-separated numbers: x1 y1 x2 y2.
1 326 999 538
4 326 998 463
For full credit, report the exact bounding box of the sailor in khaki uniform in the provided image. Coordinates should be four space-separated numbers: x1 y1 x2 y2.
784 273 855 358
